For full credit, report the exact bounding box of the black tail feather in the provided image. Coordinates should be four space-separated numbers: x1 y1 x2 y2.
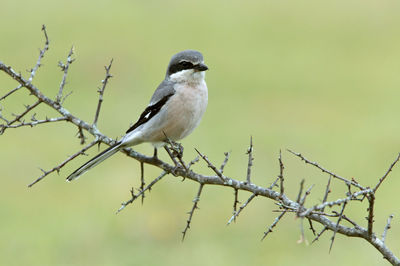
66 141 122 181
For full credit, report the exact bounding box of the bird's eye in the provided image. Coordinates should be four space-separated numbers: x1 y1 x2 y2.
180 61 193 68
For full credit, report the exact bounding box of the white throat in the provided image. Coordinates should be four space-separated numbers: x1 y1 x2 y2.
169 69 205 84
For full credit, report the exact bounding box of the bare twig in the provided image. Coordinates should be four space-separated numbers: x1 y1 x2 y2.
278 150 284 197
367 193 375 237
308 218 316 236
268 176 280 190
219 152 230 173
5 101 41 129
246 136 254 184
288 149 365 190
298 184 314 210
274 208 341 218
329 201 347 252
382 215 394 244
0 106 8 123
322 176 332 211
117 171 168 213
373 153 400 193
340 214 360 229
60 91 73 105
232 188 239 223
0 85 23 102
0 116 67 129
0 25 49 101
140 162 145 204
227 193 256 225
299 189 372 218
312 226 328 244
345 182 352 197
56 46 74 103
29 25 50 83
93 59 113 127
261 211 286 240
195 148 226 182
182 183 205 241
296 179 305 203
1 101 43 135
28 139 98 187
187 156 199 170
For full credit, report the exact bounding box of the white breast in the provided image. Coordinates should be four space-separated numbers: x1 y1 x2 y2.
167 79 208 140
124 72 208 145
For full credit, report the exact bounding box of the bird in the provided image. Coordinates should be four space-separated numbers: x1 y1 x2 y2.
66 50 209 182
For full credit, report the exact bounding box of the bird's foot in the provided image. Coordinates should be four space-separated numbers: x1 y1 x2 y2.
152 147 158 160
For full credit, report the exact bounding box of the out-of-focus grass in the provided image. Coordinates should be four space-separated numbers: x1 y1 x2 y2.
1 0 400 265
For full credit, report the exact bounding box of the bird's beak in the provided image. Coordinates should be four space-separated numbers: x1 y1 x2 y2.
194 63 208 72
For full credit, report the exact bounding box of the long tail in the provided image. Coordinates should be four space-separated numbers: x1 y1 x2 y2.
66 141 123 182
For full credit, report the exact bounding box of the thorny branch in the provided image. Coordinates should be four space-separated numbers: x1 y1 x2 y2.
296 179 305 203
246 136 254 184
182 183 204 241
382 215 394 244
227 193 256 225
374 153 400 193
1 26 400 266
0 116 67 129
57 46 74 103
278 150 284 198
28 139 99 187
308 218 316 236
117 171 168 213
261 211 286 241
140 162 145 204
322 176 332 210
0 100 42 134
219 152 230 173
287 149 365 190
312 226 328 244
195 148 226 182
93 59 113 127
329 201 347 252
0 25 49 102
232 188 239 223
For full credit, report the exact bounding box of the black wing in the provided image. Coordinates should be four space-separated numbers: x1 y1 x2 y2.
126 93 174 134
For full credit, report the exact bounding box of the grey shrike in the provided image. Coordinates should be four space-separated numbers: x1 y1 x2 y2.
66 50 208 181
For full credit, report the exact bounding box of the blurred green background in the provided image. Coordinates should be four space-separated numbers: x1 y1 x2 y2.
1 0 400 265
